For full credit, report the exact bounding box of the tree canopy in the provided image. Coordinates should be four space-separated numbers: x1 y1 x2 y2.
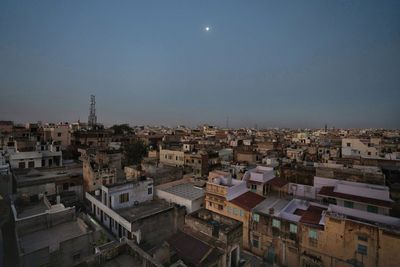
110 124 132 135
123 140 147 166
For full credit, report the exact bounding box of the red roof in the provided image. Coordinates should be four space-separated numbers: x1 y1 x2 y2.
318 186 393 208
167 231 211 265
230 191 265 211
299 205 326 226
266 177 288 188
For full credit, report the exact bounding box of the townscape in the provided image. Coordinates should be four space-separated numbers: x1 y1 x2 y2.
0 95 399 267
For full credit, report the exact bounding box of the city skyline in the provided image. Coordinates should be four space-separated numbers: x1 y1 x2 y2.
1 1 399 128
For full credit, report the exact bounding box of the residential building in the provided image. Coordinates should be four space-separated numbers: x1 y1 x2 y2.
163 209 243 267
11 197 102 267
12 164 84 203
159 147 184 167
205 171 265 249
315 176 393 215
85 180 185 248
42 123 71 148
8 141 62 169
342 138 380 158
155 177 205 213
81 148 121 192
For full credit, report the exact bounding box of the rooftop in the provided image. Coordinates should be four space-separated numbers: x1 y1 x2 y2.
167 231 215 266
116 200 173 223
13 165 82 186
327 204 400 232
230 191 265 211
161 182 204 201
318 186 393 208
253 197 291 216
19 219 89 254
266 177 288 188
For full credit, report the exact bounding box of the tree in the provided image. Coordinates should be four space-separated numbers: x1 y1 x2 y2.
123 140 147 166
110 124 132 135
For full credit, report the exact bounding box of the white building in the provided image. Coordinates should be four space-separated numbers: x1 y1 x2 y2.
314 176 393 215
8 142 62 169
342 138 379 158
156 178 205 213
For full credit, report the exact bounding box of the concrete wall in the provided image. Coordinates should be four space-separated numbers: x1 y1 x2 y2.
107 181 153 210
156 188 204 213
131 206 185 248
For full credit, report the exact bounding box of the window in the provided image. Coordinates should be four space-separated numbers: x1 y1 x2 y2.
218 204 223 210
252 235 259 248
344 201 354 208
357 244 367 255
73 252 81 261
28 161 34 168
148 187 153 195
367 152 371 156
367 205 378 213
290 224 298 234
309 229 317 240
272 219 281 229
119 193 129 203
57 132 62 137
227 206 232 214
240 209 244 217
347 143 351 147
18 162 25 169
253 213 260 222
233 208 239 215
251 184 257 192
358 235 368 242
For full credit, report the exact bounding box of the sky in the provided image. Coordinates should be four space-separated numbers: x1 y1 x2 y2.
0 0 399 129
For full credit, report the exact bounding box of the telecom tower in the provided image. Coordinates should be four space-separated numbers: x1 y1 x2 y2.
88 95 97 129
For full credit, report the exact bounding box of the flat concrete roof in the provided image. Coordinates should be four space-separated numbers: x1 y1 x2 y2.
253 197 290 216
19 219 88 254
14 165 82 186
116 200 173 223
161 183 204 201
16 201 48 219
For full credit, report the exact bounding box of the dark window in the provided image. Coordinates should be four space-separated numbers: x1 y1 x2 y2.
119 193 129 203
148 187 153 195
18 162 25 169
344 201 354 208
57 133 62 137
73 252 81 261
252 235 259 248
28 161 34 168
347 143 351 147
367 205 378 213
357 244 367 255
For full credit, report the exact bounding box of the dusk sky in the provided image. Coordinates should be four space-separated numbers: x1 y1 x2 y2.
0 1 399 128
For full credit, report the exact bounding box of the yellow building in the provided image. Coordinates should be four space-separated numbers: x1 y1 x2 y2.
205 171 264 250
249 199 400 267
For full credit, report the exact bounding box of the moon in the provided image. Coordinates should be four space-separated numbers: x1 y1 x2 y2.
205 26 210 32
